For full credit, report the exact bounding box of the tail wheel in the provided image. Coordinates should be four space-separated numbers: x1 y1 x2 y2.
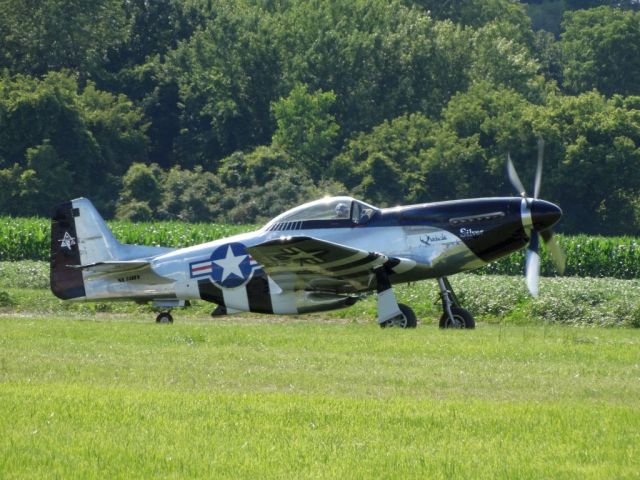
439 307 475 329
380 303 418 329
155 312 173 324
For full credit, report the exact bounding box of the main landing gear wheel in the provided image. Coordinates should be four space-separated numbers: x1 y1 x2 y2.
439 306 475 329
437 277 475 329
155 311 173 324
380 303 418 329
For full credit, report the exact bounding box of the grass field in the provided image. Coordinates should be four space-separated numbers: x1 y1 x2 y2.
1 262 640 478
1 315 639 479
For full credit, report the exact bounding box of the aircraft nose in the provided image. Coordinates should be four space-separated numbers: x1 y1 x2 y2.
531 199 562 232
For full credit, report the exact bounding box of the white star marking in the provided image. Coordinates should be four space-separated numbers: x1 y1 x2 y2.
214 245 247 282
59 232 76 250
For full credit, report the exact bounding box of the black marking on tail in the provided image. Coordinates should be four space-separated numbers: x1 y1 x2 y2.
50 202 86 299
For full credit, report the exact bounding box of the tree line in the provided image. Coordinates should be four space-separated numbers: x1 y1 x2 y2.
1 0 639 234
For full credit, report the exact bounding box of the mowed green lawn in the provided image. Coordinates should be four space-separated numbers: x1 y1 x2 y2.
1 314 639 479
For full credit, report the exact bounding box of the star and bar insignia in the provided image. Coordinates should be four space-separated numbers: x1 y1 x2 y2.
189 242 259 289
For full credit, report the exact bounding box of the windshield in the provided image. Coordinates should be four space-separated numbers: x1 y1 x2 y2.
350 200 377 225
271 197 354 223
264 196 379 229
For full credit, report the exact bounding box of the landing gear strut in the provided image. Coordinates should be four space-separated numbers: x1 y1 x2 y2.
155 311 174 324
437 277 475 329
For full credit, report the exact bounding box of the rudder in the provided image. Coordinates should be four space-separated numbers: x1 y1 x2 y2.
50 201 86 299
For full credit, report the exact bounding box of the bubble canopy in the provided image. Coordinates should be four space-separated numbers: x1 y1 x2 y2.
264 196 379 228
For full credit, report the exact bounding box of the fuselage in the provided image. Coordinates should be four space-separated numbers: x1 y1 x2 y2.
75 196 561 315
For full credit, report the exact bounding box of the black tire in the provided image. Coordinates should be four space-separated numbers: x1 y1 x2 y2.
380 303 418 329
155 312 173 324
439 306 475 329
399 304 418 328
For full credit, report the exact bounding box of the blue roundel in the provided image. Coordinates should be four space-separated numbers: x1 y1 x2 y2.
209 242 253 288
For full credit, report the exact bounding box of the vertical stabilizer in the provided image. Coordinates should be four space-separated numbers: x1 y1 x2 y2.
50 198 123 299
70 198 122 264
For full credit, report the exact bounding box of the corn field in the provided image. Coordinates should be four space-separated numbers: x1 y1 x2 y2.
0 217 256 262
1 217 638 279
480 234 640 279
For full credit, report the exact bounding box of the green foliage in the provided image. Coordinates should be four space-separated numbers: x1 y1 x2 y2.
481 235 640 279
117 163 164 217
332 113 436 205
543 91 640 233
0 218 50 261
0 72 147 216
0 0 639 235
162 2 280 167
108 0 205 73
277 0 475 131
0 261 48 289
337 81 640 234
469 23 542 98
218 146 293 189
527 0 565 35
20 141 72 214
220 169 345 224
562 7 640 96
107 220 256 249
335 85 534 205
340 273 640 327
433 82 534 197
0 290 13 306
564 0 640 11
272 84 339 179
410 0 532 30
216 146 346 223
531 29 563 84
115 200 155 222
159 166 225 222
0 0 129 77
116 154 337 224
0 217 255 261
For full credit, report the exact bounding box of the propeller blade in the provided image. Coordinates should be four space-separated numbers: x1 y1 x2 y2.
541 230 566 275
525 232 540 296
534 137 544 199
507 152 526 197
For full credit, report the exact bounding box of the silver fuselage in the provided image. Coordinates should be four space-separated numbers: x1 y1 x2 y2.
53 195 562 315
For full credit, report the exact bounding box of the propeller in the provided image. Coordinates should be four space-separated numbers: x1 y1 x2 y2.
507 138 566 296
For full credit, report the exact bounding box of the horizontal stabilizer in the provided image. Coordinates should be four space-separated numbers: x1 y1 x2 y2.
68 260 151 273
69 259 174 285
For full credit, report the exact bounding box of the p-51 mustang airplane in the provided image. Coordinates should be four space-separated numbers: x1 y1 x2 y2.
50 149 564 328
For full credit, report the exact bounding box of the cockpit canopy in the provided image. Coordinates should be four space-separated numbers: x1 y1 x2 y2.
264 196 379 231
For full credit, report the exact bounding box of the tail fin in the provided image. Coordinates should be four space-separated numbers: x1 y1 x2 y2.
50 198 121 299
70 198 122 263
51 198 175 300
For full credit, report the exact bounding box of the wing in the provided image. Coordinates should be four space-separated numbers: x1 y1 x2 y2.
247 236 414 293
